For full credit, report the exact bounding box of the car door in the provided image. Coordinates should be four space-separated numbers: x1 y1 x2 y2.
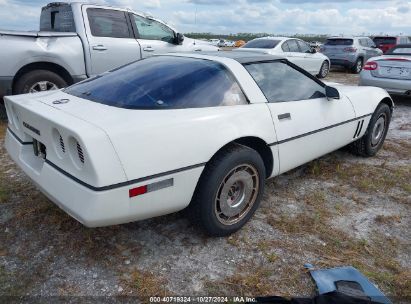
83 7 142 76
131 14 182 58
297 39 320 73
283 39 312 73
361 38 374 61
244 61 357 174
367 38 381 57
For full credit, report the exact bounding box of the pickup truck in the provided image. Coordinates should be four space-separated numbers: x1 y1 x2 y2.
0 2 218 99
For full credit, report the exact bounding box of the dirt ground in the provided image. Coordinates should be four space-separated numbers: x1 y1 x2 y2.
0 70 410 302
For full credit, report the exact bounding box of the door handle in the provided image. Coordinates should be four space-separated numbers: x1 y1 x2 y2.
278 113 291 120
143 47 155 52
92 45 107 51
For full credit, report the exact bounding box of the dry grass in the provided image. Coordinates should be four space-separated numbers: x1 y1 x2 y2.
384 140 411 159
0 121 6 140
375 214 402 225
304 154 411 196
205 266 275 296
124 269 171 298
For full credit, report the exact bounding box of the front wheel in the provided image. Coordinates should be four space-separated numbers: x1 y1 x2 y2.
317 60 330 78
351 58 363 74
189 144 266 236
349 103 391 157
14 70 67 95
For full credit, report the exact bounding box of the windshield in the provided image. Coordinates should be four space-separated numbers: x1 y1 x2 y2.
242 39 281 49
64 56 247 109
387 46 411 55
325 39 353 46
373 37 396 45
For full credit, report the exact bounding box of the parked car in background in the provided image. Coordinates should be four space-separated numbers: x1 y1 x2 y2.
217 39 227 47
225 40 235 47
0 2 218 98
360 44 411 97
235 40 246 48
4 51 393 236
373 36 410 54
235 37 330 78
309 41 322 50
209 39 220 46
320 37 382 73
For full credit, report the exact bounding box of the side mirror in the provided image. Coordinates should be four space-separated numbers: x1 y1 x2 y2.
325 86 340 100
175 33 184 45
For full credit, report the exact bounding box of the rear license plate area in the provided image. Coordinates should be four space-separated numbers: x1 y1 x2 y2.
33 139 47 160
380 67 410 78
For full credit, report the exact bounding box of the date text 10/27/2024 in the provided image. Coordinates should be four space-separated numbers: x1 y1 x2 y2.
149 297 257 303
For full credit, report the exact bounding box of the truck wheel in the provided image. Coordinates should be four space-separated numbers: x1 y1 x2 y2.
317 61 329 78
190 144 265 236
351 58 363 74
14 70 67 95
0 102 7 120
349 103 391 157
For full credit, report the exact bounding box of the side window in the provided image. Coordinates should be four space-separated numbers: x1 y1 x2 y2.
360 39 369 47
245 61 326 103
87 8 131 38
297 40 311 53
281 41 290 52
287 40 299 52
133 15 175 43
368 38 376 47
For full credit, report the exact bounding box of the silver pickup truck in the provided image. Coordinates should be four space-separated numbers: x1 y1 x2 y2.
0 2 217 98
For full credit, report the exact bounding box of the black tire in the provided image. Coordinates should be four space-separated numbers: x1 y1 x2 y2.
14 70 67 95
0 101 7 121
189 144 266 236
317 60 330 78
351 58 363 74
349 103 391 157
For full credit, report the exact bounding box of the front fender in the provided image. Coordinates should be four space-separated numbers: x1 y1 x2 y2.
334 85 393 117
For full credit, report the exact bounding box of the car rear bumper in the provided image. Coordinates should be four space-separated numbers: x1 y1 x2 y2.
5 128 203 227
359 71 411 95
329 58 356 68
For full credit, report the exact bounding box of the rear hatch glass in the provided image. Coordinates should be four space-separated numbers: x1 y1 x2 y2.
40 3 76 32
64 56 247 109
387 46 411 55
325 39 353 46
373 37 396 45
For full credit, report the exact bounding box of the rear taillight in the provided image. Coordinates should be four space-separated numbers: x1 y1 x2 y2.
344 47 357 53
363 61 378 71
383 58 410 62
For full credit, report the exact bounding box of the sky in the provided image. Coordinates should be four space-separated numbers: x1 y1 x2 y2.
0 0 410 35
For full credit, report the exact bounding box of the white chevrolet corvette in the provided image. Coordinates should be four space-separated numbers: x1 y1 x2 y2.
4 52 393 236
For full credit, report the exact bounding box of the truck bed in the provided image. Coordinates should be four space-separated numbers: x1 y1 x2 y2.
0 30 77 37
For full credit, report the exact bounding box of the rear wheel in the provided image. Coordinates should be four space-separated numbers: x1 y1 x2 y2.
349 103 391 157
14 70 67 95
0 101 6 120
351 58 363 74
189 144 265 236
317 60 330 78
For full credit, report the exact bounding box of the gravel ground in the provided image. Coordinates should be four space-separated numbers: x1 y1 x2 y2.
0 70 410 302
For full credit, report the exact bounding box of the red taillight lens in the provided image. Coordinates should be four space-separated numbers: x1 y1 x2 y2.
363 61 378 71
344 47 357 53
383 58 410 62
129 185 147 198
